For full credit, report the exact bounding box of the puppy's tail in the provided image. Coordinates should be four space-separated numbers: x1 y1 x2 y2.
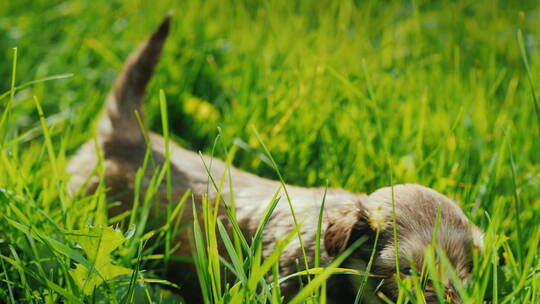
99 15 171 144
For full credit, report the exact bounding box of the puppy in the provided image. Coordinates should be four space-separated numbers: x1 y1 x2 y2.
67 16 483 303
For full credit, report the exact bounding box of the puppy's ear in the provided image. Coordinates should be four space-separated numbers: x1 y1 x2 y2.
324 201 371 257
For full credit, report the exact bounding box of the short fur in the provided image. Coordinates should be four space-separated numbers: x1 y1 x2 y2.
67 16 483 303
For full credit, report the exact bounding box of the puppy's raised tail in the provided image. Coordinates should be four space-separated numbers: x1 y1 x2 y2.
98 15 171 145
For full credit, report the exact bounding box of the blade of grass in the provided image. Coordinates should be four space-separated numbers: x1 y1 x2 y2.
288 237 367 304
252 126 312 285
517 29 540 135
0 255 16 304
0 73 73 101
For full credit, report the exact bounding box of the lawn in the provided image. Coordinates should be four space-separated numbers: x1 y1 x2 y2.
1 0 539 302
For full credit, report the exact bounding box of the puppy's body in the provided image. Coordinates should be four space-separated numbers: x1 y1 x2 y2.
69 128 363 263
68 17 482 303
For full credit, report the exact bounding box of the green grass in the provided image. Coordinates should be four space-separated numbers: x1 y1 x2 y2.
1 0 540 302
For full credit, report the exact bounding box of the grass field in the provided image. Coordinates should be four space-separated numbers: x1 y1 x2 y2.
1 0 540 302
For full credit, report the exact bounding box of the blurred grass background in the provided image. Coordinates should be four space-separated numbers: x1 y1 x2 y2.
1 0 539 302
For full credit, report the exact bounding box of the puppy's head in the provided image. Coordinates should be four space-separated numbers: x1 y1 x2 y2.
324 184 483 303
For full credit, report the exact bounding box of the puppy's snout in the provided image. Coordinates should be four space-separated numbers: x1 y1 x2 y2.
446 286 461 304
422 285 460 303
446 287 454 300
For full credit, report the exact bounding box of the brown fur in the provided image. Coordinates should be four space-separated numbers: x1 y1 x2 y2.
67 16 483 303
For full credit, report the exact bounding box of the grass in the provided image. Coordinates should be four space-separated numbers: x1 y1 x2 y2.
1 0 540 302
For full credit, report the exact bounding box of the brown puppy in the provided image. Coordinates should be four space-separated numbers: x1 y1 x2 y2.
67 16 483 303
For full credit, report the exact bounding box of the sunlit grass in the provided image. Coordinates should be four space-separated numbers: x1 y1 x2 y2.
1 0 540 302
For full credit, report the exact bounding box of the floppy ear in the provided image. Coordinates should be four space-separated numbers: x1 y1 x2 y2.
324 201 371 257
